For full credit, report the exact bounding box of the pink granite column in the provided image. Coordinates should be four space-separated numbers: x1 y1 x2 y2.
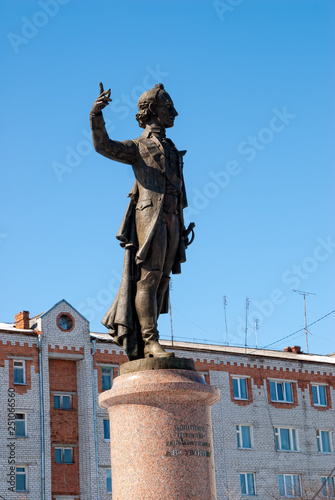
99 368 220 500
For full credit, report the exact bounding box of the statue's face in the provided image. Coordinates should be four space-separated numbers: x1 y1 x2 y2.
155 91 178 128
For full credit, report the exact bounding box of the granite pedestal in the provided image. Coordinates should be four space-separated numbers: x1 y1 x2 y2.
99 358 220 500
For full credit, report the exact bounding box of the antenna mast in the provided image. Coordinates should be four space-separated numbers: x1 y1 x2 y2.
292 289 316 353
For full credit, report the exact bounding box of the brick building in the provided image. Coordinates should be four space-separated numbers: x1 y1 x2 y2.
0 299 334 499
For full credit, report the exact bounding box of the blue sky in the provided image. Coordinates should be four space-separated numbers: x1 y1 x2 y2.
1 0 334 355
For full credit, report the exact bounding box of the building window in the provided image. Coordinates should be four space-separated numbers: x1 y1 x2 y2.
317 430 333 454
54 394 72 410
312 385 327 406
240 473 256 496
15 413 27 437
236 425 253 449
106 468 112 494
55 447 73 463
233 377 248 400
102 368 113 391
275 427 298 452
321 476 335 497
13 360 25 384
15 466 27 492
270 380 293 403
103 419 110 441
278 474 301 497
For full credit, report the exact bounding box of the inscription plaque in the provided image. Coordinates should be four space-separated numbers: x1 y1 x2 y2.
165 424 211 458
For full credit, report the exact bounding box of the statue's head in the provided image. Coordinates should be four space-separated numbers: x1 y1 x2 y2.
136 83 178 129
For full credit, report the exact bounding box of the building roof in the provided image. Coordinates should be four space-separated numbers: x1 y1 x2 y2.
89 332 335 365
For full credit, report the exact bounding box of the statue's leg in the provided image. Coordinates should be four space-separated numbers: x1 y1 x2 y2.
135 213 174 358
156 211 180 316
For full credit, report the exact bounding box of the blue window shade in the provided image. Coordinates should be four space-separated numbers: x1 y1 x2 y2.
240 379 247 399
319 386 327 406
54 395 61 409
321 476 335 497
62 395 71 410
106 468 112 493
55 449 62 463
63 449 72 463
270 381 277 400
103 419 110 440
278 474 300 497
15 414 26 437
321 431 331 453
313 385 327 406
14 364 24 384
240 473 255 495
15 467 26 492
233 378 239 398
285 383 293 402
278 475 285 497
240 474 246 495
280 429 290 450
102 368 112 391
241 426 251 448
270 381 293 402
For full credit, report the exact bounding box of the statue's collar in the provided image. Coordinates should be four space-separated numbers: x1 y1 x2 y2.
143 124 166 139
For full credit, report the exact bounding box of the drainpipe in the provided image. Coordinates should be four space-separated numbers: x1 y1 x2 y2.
38 333 45 500
91 339 100 500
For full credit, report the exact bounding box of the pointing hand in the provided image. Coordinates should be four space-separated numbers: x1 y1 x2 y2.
91 82 112 114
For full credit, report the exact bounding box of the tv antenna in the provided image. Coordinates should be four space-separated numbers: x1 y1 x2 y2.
245 297 250 349
292 289 316 353
223 295 229 345
254 319 259 349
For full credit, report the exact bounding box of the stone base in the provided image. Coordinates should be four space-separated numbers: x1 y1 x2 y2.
99 369 220 500
120 356 195 375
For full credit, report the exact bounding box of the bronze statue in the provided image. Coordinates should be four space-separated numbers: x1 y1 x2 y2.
90 83 194 361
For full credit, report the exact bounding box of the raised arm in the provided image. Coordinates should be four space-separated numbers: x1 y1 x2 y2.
90 83 138 165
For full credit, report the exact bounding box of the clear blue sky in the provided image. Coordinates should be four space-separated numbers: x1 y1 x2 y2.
1 0 334 355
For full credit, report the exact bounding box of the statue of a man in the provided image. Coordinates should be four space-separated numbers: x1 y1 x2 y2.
90 83 193 361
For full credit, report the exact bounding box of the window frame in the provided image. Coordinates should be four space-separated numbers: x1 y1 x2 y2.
233 377 248 400
55 447 74 464
53 394 72 410
236 424 253 449
106 468 112 494
240 472 256 496
278 474 301 497
15 465 27 492
321 476 335 498
274 427 299 452
312 384 327 407
269 380 294 403
13 360 26 385
103 418 110 441
317 430 333 454
15 413 27 438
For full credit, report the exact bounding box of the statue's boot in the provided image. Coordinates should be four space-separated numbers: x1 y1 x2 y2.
135 271 174 358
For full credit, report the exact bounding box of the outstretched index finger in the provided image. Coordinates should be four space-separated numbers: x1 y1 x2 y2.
99 82 104 94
